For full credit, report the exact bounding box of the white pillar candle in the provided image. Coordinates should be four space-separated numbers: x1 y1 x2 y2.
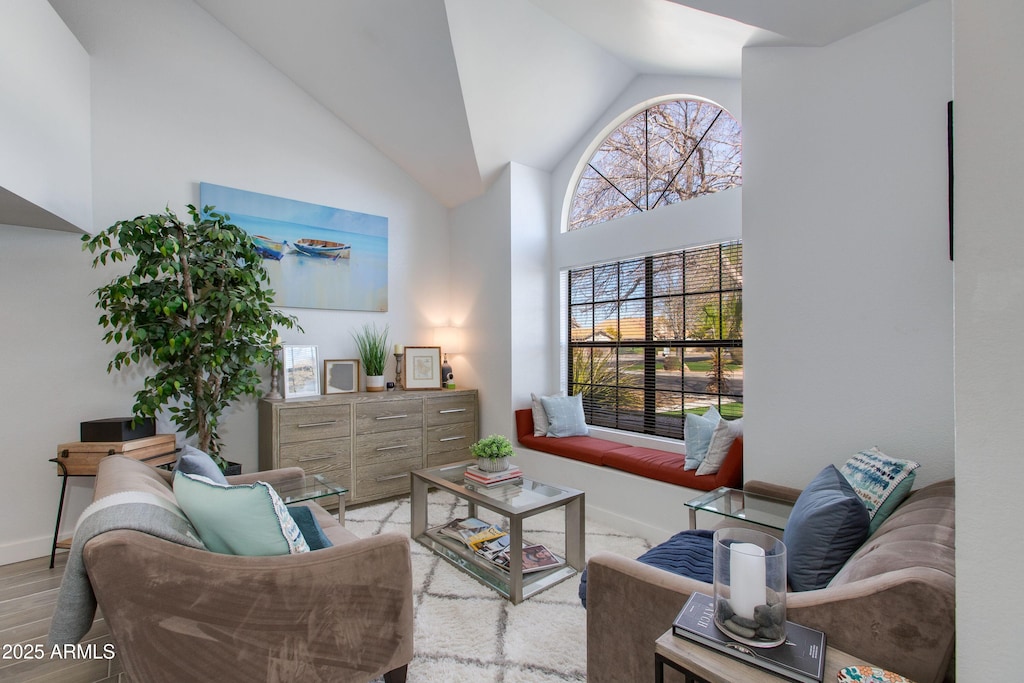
394 344 404 354
729 542 766 620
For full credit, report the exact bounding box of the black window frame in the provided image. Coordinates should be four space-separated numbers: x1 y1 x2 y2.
566 241 742 440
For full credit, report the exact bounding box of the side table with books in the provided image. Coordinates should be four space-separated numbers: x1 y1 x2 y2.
656 593 881 683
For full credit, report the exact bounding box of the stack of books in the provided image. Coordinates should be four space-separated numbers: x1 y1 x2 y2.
671 592 826 683
464 464 523 487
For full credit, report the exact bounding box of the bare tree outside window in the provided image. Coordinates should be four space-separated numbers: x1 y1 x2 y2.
568 99 742 232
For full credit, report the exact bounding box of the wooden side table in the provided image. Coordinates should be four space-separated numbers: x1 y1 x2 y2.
654 628 878 683
50 435 178 567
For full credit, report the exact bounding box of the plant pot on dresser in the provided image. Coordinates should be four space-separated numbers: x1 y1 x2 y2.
259 389 478 506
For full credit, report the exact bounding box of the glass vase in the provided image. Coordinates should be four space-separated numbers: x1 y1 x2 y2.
712 527 787 647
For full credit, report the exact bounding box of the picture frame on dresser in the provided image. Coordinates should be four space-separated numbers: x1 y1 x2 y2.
402 346 442 390
323 359 360 394
282 344 320 399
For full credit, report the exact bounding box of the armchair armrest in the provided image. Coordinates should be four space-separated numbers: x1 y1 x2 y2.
586 551 711 683
84 530 413 683
226 466 306 489
743 479 803 503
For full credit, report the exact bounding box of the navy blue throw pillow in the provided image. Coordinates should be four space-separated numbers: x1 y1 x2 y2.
783 465 869 591
579 529 714 607
286 505 333 551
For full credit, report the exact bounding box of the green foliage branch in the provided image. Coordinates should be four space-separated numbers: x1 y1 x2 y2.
83 205 299 466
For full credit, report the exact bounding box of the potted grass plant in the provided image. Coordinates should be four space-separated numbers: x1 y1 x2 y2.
352 323 390 392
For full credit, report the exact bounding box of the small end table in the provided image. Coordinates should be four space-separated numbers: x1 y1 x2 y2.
274 474 348 523
655 628 879 683
685 486 794 532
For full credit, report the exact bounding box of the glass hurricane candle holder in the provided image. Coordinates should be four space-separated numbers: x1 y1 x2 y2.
713 527 787 647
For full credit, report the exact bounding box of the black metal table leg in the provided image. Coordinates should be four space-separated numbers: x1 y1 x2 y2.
50 458 70 569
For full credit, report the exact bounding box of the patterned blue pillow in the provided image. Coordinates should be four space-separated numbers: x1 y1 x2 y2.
684 407 720 470
840 448 920 534
540 394 589 437
287 505 333 551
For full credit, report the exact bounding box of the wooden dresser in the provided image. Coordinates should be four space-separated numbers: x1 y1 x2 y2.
258 389 477 505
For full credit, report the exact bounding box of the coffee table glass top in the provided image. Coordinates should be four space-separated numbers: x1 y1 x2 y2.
685 486 793 531
418 462 582 512
274 474 348 505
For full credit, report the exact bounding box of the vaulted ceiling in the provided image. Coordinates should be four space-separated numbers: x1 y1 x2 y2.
188 0 928 207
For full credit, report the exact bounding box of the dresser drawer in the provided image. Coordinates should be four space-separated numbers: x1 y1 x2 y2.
354 399 423 434
426 449 472 469
424 394 477 427
425 422 476 455
280 437 351 472
354 428 423 466
279 405 351 444
356 456 420 499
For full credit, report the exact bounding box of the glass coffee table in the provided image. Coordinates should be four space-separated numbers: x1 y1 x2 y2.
274 473 348 523
410 461 584 604
685 487 794 532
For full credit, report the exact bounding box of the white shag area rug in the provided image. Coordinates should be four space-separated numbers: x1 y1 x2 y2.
352 490 651 683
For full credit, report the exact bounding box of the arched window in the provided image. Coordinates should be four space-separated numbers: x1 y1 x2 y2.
567 97 741 231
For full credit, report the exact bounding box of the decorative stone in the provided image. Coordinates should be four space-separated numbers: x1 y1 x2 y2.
756 624 785 641
716 598 735 623
730 614 759 630
754 604 775 627
723 619 757 640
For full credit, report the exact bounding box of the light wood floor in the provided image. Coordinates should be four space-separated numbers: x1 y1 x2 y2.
0 553 125 683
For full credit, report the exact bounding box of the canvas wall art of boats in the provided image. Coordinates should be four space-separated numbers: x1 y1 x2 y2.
293 238 352 260
252 235 287 260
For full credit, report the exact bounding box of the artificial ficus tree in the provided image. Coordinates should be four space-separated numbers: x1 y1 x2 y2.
84 205 299 468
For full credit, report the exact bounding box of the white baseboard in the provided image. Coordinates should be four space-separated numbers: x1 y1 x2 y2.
0 534 58 567
514 448 704 545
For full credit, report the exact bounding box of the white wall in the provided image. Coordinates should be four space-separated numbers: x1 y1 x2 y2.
0 0 91 231
0 0 450 564
953 0 1024 678
449 165 513 438
742 0 954 488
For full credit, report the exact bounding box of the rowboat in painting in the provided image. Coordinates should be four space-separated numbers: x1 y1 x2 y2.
252 235 287 260
293 238 352 260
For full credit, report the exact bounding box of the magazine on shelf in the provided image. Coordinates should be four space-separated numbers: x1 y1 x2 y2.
438 517 490 544
466 525 508 551
671 592 826 683
520 544 564 573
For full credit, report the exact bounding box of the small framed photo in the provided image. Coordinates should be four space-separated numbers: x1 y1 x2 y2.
402 346 442 390
282 345 320 399
323 359 360 394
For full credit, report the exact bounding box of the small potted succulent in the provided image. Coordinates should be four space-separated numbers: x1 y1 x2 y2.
470 434 515 472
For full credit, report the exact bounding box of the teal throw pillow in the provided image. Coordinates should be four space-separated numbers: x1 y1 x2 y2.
684 407 720 470
783 465 870 591
173 472 310 556
287 505 333 551
174 445 228 485
540 393 589 438
839 448 920 534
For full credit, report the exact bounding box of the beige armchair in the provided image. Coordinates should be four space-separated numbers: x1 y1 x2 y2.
82 456 413 683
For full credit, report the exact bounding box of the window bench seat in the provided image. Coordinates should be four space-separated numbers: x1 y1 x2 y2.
514 409 742 492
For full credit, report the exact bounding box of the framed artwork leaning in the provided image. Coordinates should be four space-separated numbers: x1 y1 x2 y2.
402 346 442 390
282 345 320 399
323 359 360 394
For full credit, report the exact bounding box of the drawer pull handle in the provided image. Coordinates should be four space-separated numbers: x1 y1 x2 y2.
297 421 337 429
375 414 409 420
439 408 467 414
376 444 409 452
298 453 334 462
439 436 466 442
376 473 408 482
